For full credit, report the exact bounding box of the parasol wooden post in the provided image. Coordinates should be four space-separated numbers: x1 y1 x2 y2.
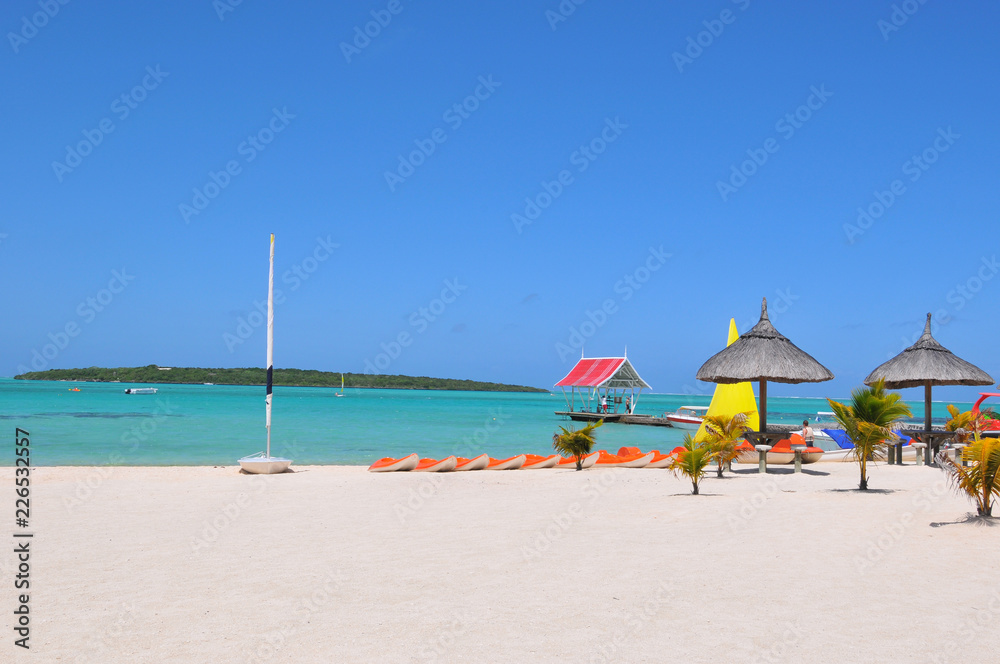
924 381 934 465
759 379 767 433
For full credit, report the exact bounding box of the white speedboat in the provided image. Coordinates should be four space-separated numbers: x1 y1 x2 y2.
665 406 709 430
124 387 158 395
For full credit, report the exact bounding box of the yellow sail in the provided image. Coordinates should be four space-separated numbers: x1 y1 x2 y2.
695 319 760 441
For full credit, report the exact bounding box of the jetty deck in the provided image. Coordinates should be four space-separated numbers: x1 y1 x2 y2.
555 411 675 427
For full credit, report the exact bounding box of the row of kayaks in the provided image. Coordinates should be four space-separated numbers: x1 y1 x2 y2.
369 447 685 472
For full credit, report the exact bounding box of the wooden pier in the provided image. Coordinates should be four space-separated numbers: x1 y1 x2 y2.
555 411 675 427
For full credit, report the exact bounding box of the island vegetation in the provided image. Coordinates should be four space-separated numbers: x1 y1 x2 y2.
14 366 547 392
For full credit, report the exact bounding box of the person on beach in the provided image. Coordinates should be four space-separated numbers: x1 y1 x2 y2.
802 420 815 447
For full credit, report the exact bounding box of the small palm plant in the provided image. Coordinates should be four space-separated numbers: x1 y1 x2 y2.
552 419 603 470
827 379 912 491
945 404 993 444
702 411 752 478
668 434 718 495
939 436 1000 517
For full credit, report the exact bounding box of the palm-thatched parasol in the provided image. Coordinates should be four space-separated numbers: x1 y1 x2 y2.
864 313 994 431
696 298 834 432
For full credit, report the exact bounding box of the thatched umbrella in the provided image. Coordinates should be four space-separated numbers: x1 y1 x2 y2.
696 298 834 432
864 313 994 432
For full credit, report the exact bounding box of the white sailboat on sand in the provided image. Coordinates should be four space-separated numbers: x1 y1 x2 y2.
239 234 293 475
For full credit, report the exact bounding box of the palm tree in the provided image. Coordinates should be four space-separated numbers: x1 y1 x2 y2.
939 436 1000 517
702 411 753 478
827 378 912 491
945 404 993 444
667 434 718 495
552 420 603 470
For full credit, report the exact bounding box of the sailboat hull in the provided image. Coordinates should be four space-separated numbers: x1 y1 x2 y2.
239 455 292 474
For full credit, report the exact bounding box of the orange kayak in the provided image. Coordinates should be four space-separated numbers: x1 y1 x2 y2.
645 450 675 469
556 451 599 469
454 454 489 471
486 454 526 470
522 454 559 469
594 450 655 468
413 456 457 472
368 453 419 472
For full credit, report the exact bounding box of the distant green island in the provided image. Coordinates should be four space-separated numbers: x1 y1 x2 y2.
14 366 547 392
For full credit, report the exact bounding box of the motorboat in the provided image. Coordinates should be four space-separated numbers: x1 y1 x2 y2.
665 406 709 430
124 387 158 395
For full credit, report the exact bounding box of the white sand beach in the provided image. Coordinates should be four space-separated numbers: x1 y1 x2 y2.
4 462 999 663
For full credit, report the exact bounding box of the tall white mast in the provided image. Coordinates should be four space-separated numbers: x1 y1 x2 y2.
265 233 275 458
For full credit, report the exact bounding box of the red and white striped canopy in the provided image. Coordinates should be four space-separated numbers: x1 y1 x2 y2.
555 357 650 389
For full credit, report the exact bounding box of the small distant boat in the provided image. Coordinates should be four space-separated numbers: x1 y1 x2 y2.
522 454 560 469
68 388 81 392
368 454 419 472
486 455 526 470
414 456 457 472
124 388 157 395
455 454 490 471
335 373 345 397
557 452 599 469
239 234 292 475
665 406 709 430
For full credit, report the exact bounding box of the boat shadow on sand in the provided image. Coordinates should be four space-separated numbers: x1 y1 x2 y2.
729 467 831 477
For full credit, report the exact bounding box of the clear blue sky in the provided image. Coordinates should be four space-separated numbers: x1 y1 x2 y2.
2 1 998 400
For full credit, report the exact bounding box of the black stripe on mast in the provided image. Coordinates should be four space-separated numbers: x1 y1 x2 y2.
266 366 273 397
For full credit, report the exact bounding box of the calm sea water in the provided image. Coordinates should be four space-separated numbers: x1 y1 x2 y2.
0 378 974 466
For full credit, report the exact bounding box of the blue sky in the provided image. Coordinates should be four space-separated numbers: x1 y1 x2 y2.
2 0 998 400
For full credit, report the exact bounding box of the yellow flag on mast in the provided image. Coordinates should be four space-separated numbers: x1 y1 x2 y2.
695 319 760 441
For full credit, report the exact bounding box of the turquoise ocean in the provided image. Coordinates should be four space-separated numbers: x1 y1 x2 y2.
0 378 975 466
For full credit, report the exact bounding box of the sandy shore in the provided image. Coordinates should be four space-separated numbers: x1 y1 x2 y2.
3 462 999 663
